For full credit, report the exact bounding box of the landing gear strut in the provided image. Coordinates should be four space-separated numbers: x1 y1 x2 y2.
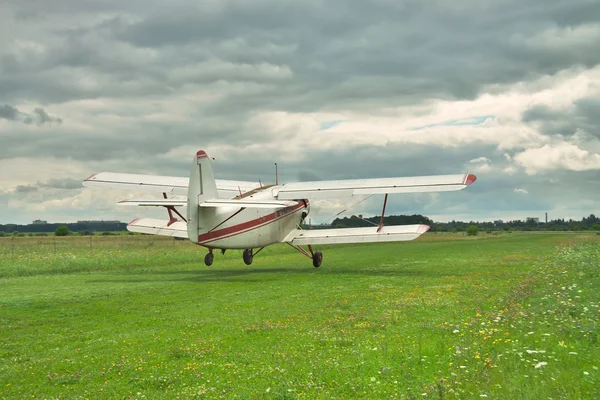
287 243 324 268
204 250 214 266
243 249 253 265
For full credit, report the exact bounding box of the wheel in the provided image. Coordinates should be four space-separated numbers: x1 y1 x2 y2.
243 249 253 265
312 251 323 268
204 252 214 266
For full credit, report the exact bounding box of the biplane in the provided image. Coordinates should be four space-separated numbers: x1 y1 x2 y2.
83 150 476 267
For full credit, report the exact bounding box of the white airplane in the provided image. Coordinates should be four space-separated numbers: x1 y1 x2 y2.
83 150 477 267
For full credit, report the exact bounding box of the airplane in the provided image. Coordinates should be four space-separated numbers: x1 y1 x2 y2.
82 150 477 268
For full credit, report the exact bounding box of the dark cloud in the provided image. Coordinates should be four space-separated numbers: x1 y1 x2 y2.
39 178 81 190
0 104 21 120
9 179 82 195
2 0 599 108
522 94 600 137
14 185 38 193
0 104 62 125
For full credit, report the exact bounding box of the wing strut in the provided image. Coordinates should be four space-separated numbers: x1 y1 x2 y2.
163 192 187 226
286 242 315 259
377 194 388 233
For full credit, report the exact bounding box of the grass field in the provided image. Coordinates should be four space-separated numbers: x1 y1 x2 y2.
1 233 599 399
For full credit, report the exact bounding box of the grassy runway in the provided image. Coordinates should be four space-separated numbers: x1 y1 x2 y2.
1 233 599 399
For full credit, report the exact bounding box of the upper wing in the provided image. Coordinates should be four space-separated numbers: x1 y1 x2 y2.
274 174 476 199
83 172 259 198
284 224 430 245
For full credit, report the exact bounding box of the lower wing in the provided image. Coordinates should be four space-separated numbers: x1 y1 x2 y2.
127 218 188 238
284 224 430 245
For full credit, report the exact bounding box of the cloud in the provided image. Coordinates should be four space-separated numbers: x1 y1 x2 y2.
1 0 600 224
469 157 492 172
0 104 20 120
0 104 62 125
514 188 529 194
514 143 600 174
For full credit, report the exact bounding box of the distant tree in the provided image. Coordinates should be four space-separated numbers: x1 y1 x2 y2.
55 225 69 236
592 224 600 231
466 225 479 236
0 232 5 237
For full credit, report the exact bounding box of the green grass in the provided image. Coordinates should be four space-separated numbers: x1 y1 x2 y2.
0 233 599 399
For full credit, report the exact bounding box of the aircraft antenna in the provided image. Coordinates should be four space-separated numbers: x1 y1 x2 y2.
274 163 278 185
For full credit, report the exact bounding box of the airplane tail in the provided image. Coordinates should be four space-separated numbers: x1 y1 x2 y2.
187 150 218 242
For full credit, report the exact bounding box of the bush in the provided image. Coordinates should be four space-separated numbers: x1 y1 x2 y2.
55 225 69 236
466 225 479 236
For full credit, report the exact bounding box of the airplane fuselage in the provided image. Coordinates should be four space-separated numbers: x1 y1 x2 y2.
194 186 309 249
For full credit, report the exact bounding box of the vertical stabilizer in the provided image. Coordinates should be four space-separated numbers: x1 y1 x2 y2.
187 150 218 241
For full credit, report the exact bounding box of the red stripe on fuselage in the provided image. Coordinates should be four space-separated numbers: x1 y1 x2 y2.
197 201 305 244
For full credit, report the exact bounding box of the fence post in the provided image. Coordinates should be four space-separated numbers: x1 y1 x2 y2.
54 236 56 254
12 236 14 255
90 236 92 252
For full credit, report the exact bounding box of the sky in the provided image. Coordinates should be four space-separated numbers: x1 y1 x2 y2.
1 0 600 225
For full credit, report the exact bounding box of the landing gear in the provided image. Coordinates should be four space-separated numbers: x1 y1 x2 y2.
204 251 214 266
286 243 324 267
243 249 253 265
312 251 323 268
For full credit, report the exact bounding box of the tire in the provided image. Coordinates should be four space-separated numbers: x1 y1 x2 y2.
312 251 323 268
204 252 214 266
243 249 253 265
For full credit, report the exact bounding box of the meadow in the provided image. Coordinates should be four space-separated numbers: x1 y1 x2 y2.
0 233 598 399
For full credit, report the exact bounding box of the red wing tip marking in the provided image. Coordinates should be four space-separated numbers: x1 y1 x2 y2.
84 173 98 181
196 150 209 159
419 225 431 234
464 174 477 185
128 218 142 226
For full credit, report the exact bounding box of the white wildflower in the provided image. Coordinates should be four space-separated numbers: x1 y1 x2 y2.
584 371 589 376
535 362 547 369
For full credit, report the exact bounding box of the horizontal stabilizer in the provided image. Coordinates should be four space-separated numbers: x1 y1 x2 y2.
127 218 188 238
284 224 430 245
119 199 187 207
274 174 476 199
199 199 298 209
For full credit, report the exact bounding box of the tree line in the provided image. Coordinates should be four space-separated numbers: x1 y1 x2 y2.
328 214 600 232
0 221 127 236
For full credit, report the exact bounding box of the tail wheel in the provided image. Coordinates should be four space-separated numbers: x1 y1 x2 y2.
312 251 323 268
243 249 253 265
204 252 214 266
